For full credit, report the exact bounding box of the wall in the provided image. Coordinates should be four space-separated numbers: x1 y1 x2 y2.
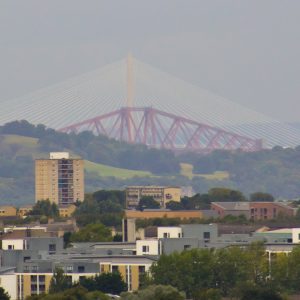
136 239 160 255
292 228 300 243
125 210 203 220
181 224 218 242
0 206 17 217
0 273 17 300
157 227 182 239
2 239 25 250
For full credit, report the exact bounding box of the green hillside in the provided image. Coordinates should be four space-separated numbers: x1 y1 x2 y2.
84 160 153 179
3 120 300 203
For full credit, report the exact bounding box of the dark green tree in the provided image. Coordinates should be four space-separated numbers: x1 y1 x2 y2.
49 268 72 294
31 200 59 218
120 285 185 300
79 272 127 295
137 196 160 210
166 201 184 210
0 287 10 300
250 192 274 202
70 223 112 243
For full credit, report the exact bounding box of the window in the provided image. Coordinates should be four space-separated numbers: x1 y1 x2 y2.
112 265 119 273
24 266 30 272
66 265 73 273
31 265 38 272
203 232 210 240
142 245 149 253
39 285 45 292
39 275 45 283
138 266 145 274
49 244 56 253
184 245 191 250
30 275 37 282
77 266 85 273
23 256 31 262
8 245 14 250
163 232 169 238
298 233 300 240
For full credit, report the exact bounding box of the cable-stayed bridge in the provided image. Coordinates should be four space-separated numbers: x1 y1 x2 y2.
1 55 300 152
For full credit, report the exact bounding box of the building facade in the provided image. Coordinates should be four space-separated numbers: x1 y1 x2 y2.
125 186 181 209
211 201 295 220
35 152 84 205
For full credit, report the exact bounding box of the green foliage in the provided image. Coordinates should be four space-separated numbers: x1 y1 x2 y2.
26 286 109 300
0 287 10 300
120 285 185 300
49 268 72 294
231 282 284 300
250 192 274 202
137 196 160 210
79 272 127 295
74 191 125 227
190 148 300 198
150 244 270 298
208 187 246 202
165 201 184 210
0 120 180 175
31 200 59 218
70 223 112 243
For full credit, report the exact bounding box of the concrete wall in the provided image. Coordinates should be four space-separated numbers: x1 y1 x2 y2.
125 210 204 220
2 239 25 250
0 273 17 300
136 239 160 255
161 238 201 255
180 224 218 242
157 227 182 239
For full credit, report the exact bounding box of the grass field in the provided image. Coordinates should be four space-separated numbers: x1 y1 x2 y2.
3 134 38 147
85 160 153 179
180 163 229 180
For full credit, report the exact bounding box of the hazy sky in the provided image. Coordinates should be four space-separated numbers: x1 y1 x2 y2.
1 0 300 122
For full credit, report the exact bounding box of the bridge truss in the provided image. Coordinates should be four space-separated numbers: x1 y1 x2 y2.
59 107 263 153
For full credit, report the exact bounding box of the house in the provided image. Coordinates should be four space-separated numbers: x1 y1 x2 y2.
211 201 294 220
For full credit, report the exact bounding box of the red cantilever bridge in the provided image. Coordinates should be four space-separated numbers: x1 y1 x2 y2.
59 106 263 153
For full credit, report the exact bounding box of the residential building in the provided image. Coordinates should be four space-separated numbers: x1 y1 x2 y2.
136 239 160 255
1 236 63 253
35 152 84 205
253 228 300 244
157 226 182 239
211 201 294 220
58 204 76 218
125 186 181 208
0 206 17 217
18 205 33 218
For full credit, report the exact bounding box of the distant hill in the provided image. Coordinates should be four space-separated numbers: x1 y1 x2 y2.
1 120 300 205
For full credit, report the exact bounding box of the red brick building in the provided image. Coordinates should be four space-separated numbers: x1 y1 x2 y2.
211 202 295 220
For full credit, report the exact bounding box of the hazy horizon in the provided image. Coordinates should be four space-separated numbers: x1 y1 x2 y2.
1 1 300 122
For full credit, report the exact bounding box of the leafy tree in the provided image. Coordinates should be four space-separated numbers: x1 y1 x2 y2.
231 282 283 300
208 188 246 202
166 201 184 210
79 272 127 295
70 223 112 243
250 192 274 202
137 196 160 210
26 286 109 300
120 285 185 300
0 287 10 300
31 200 59 218
49 268 72 294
